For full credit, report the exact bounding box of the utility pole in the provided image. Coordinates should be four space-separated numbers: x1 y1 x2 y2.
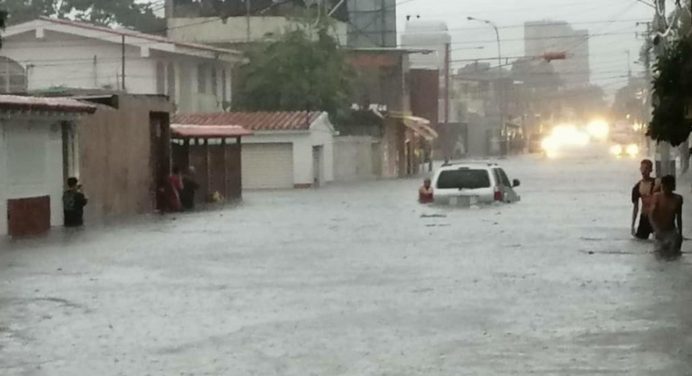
626 49 632 82
245 0 251 43
467 16 504 156
444 42 451 160
380 0 386 47
165 0 173 20
121 35 126 91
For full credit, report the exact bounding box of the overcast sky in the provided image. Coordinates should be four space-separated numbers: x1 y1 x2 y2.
396 0 673 95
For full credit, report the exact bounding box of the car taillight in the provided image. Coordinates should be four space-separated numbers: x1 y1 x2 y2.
494 188 503 202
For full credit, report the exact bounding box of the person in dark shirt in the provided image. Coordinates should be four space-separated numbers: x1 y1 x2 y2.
180 166 200 211
631 159 659 239
63 177 88 227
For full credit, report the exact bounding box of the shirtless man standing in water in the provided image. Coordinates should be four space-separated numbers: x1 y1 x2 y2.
650 175 684 255
631 159 659 239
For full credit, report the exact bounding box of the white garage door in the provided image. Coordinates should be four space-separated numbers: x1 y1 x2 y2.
242 143 294 189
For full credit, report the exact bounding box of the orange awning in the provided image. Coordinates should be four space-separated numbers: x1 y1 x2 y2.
389 114 439 141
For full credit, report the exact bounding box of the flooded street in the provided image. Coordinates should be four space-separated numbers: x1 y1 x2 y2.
2 156 692 375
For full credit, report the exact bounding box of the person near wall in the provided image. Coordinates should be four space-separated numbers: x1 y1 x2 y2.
181 166 200 211
63 177 88 227
167 166 184 212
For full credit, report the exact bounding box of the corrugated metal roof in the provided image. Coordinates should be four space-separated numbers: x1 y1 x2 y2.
173 111 323 131
0 95 96 113
171 124 253 138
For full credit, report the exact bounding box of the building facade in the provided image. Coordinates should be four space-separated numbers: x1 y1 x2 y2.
0 95 95 237
0 18 243 113
524 20 590 89
347 0 397 48
165 0 348 47
173 111 335 190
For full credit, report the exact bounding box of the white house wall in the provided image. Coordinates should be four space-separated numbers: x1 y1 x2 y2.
0 30 234 113
0 118 64 235
310 114 335 183
243 124 334 187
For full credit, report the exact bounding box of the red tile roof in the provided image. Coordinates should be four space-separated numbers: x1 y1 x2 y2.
0 95 96 113
173 111 323 131
171 124 253 138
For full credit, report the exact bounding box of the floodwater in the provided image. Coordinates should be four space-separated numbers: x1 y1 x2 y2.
2 155 692 375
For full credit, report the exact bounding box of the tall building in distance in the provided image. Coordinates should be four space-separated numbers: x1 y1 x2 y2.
524 21 590 89
347 0 397 47
401 20 452 122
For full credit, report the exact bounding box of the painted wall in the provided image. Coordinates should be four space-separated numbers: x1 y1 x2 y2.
242 114 335 187
77 96 173 222
334 136 378 182
0 117 64 236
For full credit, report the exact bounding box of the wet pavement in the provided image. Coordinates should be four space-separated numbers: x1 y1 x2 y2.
2 155 692 375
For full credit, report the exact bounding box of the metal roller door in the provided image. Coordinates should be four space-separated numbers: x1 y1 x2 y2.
241 143 293 189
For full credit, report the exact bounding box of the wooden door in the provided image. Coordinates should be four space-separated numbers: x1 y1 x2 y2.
7 196 51 237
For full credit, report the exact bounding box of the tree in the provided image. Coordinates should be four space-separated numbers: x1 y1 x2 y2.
1 0 165 34
646 1 692 146
234 27 353 118
649 38 692 146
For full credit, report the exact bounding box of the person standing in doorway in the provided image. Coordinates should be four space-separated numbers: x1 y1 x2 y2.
167 166 184 212
650 175 684 256
63 177 88 227
181 166 200 211
631 159 659 239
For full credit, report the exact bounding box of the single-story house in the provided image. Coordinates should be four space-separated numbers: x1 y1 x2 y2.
0 95 95 237
171 124 253 203
173 111 335 189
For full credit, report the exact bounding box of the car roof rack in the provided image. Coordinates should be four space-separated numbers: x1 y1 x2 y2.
441 160 499 167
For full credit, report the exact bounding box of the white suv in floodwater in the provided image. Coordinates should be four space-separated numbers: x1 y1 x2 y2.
431 163 521 206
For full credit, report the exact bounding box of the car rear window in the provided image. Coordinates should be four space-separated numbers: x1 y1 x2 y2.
436 169 491 189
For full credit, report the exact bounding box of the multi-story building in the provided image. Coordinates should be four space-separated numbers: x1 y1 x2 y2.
524 20 590 89
0 17 243 113
165 0 349 47
346 0 397 48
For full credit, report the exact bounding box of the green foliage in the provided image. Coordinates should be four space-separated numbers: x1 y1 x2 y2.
1 0 165 34
234 27 353 118
649 38 692 146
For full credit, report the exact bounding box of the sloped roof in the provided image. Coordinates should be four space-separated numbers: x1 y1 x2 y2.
173 111 323 131
4 18 243 61
0 95 96 113
171 124 253 138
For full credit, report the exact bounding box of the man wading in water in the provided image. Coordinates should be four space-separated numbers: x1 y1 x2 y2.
650 175 684 256
631 159 659 239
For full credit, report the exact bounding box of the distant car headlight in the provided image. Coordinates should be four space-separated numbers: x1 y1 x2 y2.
626 144 639 157
610 144 623 155
587 120 610 141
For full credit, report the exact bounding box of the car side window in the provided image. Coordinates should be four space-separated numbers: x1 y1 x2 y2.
498 169 512 187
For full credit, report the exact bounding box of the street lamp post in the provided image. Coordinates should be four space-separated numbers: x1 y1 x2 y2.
467 16 506 156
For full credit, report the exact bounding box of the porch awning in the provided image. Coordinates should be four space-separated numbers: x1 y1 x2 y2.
171 124 253 139
391 114 439 141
